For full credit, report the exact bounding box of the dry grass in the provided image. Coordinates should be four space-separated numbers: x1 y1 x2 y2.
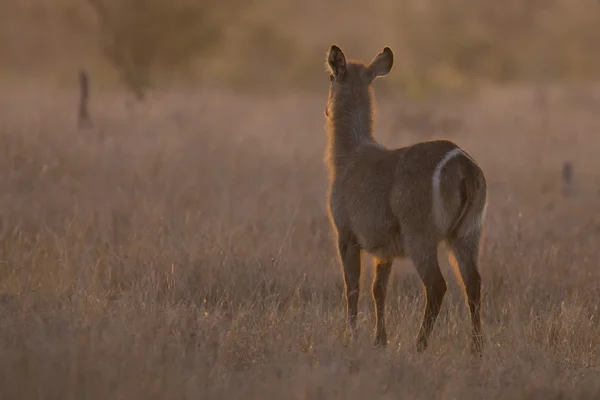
1 82 600 399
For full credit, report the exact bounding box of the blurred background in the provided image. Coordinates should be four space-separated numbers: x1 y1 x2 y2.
3 0 600 98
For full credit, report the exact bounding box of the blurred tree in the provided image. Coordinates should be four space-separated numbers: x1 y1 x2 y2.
88 0 241 99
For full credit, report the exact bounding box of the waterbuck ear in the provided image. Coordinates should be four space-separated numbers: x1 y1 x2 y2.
327 45 347 76
368 47 393 78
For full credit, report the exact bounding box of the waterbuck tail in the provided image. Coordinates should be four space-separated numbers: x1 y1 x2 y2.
447 158 487 240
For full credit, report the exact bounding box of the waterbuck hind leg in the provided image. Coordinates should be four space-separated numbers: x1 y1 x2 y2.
448 233 484 357
337 233 361 342
408 238 447 353
372 258 392 347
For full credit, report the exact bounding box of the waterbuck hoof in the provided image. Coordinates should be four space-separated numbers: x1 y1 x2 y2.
415 337 428 353
374 335 388 348
471 336 484 358
345 330 358 345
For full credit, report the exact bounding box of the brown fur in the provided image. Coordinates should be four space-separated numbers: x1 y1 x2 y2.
324 45 488 355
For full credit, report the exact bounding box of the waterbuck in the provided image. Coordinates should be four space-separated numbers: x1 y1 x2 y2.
324 45 488 355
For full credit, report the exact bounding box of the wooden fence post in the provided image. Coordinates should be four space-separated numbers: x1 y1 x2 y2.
78 69 92 129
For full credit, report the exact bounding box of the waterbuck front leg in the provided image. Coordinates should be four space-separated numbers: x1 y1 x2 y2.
407 237 447 353
337 231 361 342
448 233 484 357
372 257 392 347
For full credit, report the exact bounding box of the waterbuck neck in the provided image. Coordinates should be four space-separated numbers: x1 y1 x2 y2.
326 86 377 169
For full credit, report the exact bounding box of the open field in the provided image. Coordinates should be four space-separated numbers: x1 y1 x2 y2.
1 81 600 398
4 1 600 398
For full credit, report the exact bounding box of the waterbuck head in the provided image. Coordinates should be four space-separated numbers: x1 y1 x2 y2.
324 45 394 119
